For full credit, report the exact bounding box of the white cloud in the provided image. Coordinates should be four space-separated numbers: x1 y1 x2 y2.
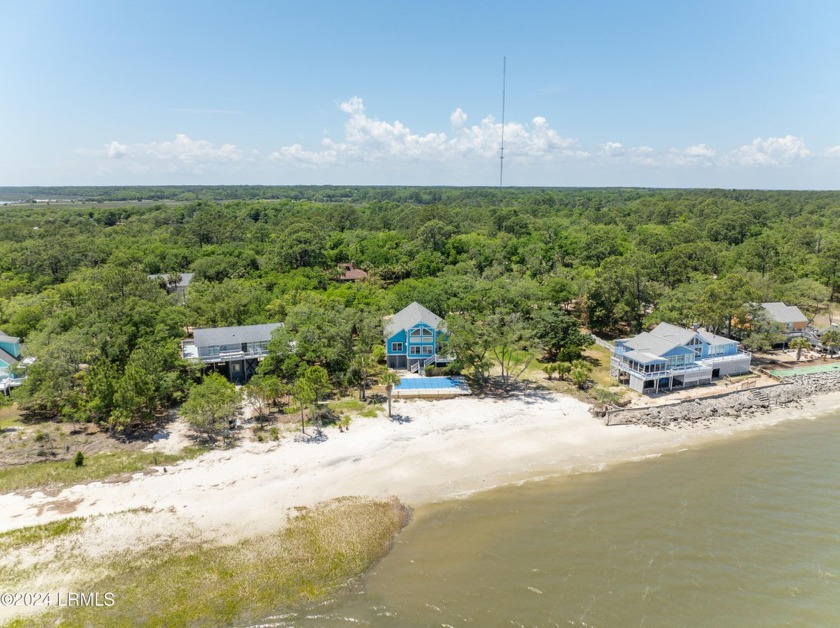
272 97 586 167
102 133 246 173
729 135 811 166
106 141 127 159
80 99 834 187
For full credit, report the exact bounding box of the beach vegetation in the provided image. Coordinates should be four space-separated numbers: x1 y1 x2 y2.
181 373 240 445
13 497 410 627
0 517 85 550
0 448 206 493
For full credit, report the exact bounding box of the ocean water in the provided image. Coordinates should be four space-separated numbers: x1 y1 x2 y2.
286 411 840 626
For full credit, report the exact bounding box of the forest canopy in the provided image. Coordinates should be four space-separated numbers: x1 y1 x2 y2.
2 186 838 426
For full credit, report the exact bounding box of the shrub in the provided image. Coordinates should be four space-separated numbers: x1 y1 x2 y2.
74 451 85 468
269 426 280 441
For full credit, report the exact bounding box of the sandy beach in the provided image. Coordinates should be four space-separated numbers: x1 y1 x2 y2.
2 389 839 548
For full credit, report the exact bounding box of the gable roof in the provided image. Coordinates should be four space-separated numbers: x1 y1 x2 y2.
193 323 283 348
0 330 20 344
384 302 443 338
620 322 735 359
0 346 19 367
760 302 808 325
621 331 684 358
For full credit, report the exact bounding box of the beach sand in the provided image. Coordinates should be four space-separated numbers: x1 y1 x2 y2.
2 390 839 545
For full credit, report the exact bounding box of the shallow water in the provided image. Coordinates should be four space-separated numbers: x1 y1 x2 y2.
283 411 840 626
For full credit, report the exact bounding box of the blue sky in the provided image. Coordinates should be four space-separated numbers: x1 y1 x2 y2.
2 0 840 188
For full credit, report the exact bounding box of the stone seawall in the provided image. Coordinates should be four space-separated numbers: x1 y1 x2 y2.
603 372 840 428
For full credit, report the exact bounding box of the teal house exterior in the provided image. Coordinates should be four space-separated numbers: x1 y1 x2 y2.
0 331 22 379
385 302 453 372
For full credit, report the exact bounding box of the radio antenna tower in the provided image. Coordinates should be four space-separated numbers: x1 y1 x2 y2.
499 56 506 187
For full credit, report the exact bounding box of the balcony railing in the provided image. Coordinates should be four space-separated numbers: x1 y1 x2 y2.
612 350 750 380
181 340 270 363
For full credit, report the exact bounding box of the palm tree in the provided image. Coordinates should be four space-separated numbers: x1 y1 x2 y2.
789 336 811 363
381 370 401 418
821 329 840 358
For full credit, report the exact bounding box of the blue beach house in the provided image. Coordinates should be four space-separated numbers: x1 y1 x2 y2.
611 322 751 393
385 302 453 372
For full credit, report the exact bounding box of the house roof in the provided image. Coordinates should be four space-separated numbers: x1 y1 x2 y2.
149 272 194 288
621 349 667 365
760 302 808 325
0 346 19 367
0 330 20 343
621 331 683 357
338 263 368 281
193 323 283 348
621 322 735 359
384 302 443 338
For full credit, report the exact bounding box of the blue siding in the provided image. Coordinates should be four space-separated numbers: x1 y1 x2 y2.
0 340 20 359
386 330 407 355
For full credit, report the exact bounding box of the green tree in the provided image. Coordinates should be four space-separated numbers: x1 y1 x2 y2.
181 374 240 446
381 370 401 418
820 329 840 358
291 378 316 434
789 337 811 363
531 308 592 362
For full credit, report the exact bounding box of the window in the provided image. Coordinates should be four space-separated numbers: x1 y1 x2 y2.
391 342 404 352
410 327 434 340
421 345 433 354
410 346 422 355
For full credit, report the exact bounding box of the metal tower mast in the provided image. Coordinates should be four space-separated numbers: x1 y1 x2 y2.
500 56 506 187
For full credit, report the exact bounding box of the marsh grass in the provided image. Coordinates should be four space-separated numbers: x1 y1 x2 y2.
0 447 206 494
20 497 409 627
0 518 85 550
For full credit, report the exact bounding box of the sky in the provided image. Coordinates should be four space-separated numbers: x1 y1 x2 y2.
2 0 840 189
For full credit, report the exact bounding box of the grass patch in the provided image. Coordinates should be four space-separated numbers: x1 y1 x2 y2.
0 517 85 551
21 497 409 627
0 447 206 494
581 344 617 387
358 405 382 418
0 404 23 430
327 399 367 414
327 399 382 418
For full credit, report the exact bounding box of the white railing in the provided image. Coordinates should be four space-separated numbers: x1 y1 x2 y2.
410 361 420 373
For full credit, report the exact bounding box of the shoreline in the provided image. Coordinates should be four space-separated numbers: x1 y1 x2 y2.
1 388 839 623
1 388 838 538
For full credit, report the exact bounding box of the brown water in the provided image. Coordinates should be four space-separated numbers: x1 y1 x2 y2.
282 412 840 626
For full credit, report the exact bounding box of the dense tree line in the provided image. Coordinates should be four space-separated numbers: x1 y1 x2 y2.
1 187 838 428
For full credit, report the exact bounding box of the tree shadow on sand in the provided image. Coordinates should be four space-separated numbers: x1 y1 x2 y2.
293 428 328 444
389 413 412 424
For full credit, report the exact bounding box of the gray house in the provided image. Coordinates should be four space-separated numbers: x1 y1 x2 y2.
759 302 808 338
182 322 282 384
